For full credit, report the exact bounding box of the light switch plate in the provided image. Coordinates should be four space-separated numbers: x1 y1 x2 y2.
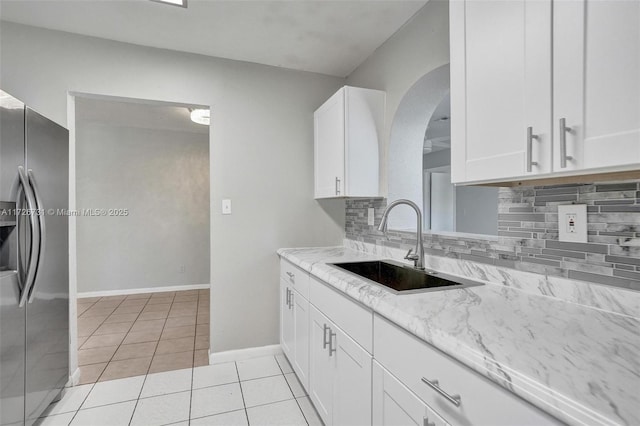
558 204 587 243
367 208 375 226
222 199 232 215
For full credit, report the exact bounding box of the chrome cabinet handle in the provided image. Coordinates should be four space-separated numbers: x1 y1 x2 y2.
289 291 294 310
16 166 40 308
286 271 295 283
335 177 341 196
285 288 291 308
423 417 435 426
526 126 539 172
323 324 330 349
559 118 573 168
421 378 461 407
27 170 45 303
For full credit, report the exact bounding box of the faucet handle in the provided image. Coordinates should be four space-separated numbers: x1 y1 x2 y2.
405 249 419 261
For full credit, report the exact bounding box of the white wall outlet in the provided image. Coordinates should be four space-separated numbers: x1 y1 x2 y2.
558 204 587 243
367 208 375 226
222 199 232 215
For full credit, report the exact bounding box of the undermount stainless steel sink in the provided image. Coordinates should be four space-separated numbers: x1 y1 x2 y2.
330 260 482 294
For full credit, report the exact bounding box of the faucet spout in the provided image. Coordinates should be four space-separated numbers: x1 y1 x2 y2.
377 199 425 270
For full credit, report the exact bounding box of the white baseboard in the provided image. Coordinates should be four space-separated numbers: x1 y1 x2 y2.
210 344 283 365
69 368 81 387
78 283 210 298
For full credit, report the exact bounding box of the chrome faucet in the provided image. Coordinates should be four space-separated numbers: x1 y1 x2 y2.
377 199 425 270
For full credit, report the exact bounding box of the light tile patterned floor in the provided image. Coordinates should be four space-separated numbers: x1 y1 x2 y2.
77 289 210 384
35 355 323 426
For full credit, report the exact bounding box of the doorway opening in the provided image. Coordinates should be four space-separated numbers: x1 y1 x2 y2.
71 95 211 384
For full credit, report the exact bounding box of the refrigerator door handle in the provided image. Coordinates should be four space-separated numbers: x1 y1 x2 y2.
17 166 40 308
15 181 26 295
26 169 45 303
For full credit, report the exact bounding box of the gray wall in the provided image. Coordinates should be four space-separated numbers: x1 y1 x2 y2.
424 149 451 171
0 22 346 359
346 0 450 197
76 114 210 293
455 186 498 235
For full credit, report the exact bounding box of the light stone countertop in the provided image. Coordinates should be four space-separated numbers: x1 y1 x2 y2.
277 245 640 426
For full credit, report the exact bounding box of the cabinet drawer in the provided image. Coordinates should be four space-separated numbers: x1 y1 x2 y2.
374 315 559 426
280 259 310 300
310 276 372 353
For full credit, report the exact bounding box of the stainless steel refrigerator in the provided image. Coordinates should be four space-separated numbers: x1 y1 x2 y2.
0 90 69 426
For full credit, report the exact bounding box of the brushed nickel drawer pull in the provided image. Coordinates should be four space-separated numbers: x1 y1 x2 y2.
329 330 337 356
559 118 574 168
526 126 539 172
421 377 461 407
323 324 330 349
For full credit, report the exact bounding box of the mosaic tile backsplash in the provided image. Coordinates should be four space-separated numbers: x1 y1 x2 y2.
345 181 640 291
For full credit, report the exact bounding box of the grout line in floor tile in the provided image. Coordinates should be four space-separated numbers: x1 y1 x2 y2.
58 378 98 425
234 362 251 425
188 355 195 426
79 397 141 411
239 372 286 383
77 299 99 318
88 295 152 383
127 374 148 425
147 293 180 374
188 408 246 424
274 355 310 425
244 396 297 411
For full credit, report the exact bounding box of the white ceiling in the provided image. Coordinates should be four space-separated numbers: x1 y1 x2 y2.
0 0 427 77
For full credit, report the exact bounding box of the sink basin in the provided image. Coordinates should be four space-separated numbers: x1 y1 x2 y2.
330 260 482 294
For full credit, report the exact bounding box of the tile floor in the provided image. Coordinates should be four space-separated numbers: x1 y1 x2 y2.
77 289 210 384
36 354 323 426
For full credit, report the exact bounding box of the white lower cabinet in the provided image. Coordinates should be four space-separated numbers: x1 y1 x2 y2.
309 305 335 422
374 315 559 426
309 305 372 426
280 279 295 359
280 278 310 390
280 258 560 426
373 361 448 426
292 288 310 389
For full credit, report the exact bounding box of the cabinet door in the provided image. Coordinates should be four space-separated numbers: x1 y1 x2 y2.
333 326 372 426
553 0 640 171
280 281 294 360
373 362 447 426
314 89 345 198
292 289 310 391
309 306 335 424
450 0 552 183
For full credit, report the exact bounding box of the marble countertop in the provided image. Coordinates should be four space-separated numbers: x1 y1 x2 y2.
277 245 640 426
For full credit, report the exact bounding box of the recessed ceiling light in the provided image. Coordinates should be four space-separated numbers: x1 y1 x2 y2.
151 0 187 8
190 109 210 126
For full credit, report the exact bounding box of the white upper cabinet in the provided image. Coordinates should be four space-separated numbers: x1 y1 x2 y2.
450 0 552 183
314 86 385 198
553 0 640 172
451 0 640 184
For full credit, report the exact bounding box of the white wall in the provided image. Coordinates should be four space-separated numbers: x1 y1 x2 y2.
0 22 346 369
76 101 210 293
346 0 450 197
